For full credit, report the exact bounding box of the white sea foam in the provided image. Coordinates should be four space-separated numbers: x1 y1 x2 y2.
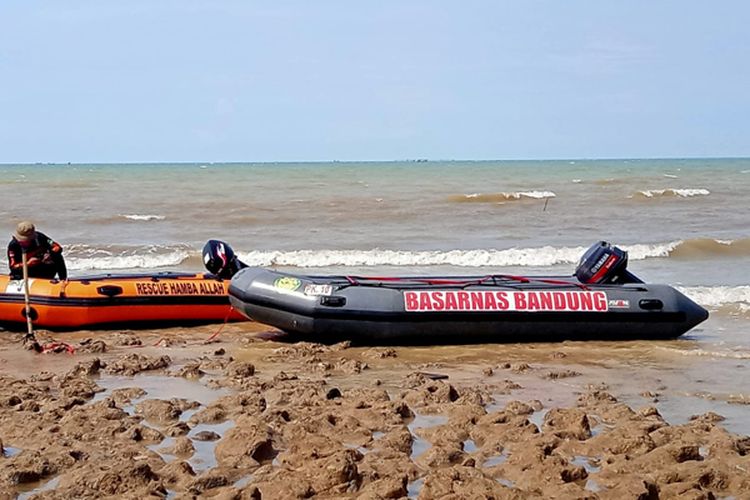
0 242 684 272
66 253 189 271
63 244 190 271
619 242 679 259
236 238 750 269
513 191 556 199
635 188 710 198
458 191 556 202
237 247 586 268
656 346 750 360
235 242 686 268
672 188 710 197
7 240 742 273
663 174 678 178
120 214 166 221
677 285 750 311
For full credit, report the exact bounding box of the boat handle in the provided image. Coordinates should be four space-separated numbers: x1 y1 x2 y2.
638 299 663 311
320 296 346 307
97 285 124 297
21 307 38 321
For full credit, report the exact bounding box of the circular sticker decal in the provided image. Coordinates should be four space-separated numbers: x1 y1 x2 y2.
274 276 302 291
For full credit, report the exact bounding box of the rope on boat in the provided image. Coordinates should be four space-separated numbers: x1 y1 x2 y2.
341 274 591 290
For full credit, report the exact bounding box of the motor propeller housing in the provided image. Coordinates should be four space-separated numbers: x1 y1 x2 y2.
575 241 643 284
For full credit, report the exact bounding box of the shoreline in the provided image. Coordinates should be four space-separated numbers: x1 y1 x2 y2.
1 323 749 498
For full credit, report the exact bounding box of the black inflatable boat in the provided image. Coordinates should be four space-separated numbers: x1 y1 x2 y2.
204 241 709 343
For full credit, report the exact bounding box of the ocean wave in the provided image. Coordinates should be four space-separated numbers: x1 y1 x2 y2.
631 188 710 199
610 238 750 261
656 346 750 360
3 238 748 273
677 285 750 313
0 244 651 272
628 238 750 260
237 246 583 268
63 244 190 271
235 239 750 268
593 178 630 185
233 242 675 267
72 238 750 270
50 181 97 189
120 214 166 221
667 238 750 259
449 191 556 203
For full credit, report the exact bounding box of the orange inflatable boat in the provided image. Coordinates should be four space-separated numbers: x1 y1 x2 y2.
0 272 246 330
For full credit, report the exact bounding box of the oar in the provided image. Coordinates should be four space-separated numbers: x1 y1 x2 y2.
21 250 34 340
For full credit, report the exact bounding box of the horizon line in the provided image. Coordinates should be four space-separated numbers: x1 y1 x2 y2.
2 155 749 166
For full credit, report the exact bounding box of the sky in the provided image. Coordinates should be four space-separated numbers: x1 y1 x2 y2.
1 1 749 163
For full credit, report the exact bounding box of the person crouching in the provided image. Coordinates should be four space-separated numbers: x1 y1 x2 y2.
7 221 67 280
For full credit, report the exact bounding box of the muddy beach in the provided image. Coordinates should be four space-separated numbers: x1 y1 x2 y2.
1 323 749 499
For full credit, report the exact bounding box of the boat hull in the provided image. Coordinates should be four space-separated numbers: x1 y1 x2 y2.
0 272 246 330
228 268 709 343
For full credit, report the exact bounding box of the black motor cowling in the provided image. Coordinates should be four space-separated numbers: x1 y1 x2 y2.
575 241 643 284
202 240 248 279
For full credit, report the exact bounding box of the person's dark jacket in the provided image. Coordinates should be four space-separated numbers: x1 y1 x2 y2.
7 232 67 280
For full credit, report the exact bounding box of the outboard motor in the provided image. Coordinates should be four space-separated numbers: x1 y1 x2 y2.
575 241 643 284
202 240 248 279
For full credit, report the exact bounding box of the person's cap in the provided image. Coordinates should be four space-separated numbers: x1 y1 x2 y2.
14 221 36 242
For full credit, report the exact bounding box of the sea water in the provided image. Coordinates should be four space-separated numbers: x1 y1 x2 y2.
2 159 749 427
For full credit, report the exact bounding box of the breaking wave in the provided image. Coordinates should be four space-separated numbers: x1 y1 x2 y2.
237 238 750 267
631 188 710 199
237 246 583 268
63 244 191 271
614 238 750 260
667 238 750 259
120 214 166 221
677 285 750 317
3 238 747 272
449 191 556 203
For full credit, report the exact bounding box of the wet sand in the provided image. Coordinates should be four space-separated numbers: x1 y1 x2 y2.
1 322 749 499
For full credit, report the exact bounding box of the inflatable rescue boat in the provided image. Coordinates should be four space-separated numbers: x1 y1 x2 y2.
0 272 245 330
204 240 709 343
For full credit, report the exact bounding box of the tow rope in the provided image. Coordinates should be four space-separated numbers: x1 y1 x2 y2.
22 304 234 355
130 305 235 348
40 341 76 355
204 305 234 343
23 333 76 355
344 274 589 289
